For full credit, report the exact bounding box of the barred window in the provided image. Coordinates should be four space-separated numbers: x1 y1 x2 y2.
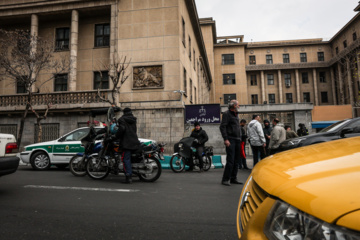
266 55 273 64
267 74 274 85
302 72 309 84
222 54 235 65
283 54 290 63
55 28 70 51
286 93 293 103
34 123 59 143
223 74 236 85
54 74 68 92
0 124 17 137
300 53 307 62
268 94 275 104
318 52 324 62
94 71 109 89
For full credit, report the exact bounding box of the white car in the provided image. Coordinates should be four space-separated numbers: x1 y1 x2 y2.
0 133 20 176
20 127 154 170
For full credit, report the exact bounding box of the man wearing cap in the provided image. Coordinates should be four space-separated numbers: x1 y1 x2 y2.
116 107 140 183
219 99 242 186
189 121 209 172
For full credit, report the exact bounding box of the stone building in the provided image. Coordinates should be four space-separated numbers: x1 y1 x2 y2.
0 0 359 154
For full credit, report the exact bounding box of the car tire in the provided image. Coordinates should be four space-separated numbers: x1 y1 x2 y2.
31 152 51 170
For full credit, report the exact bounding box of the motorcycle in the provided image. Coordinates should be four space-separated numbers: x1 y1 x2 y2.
85 106 164 182
170 137 213 173
69 126 104 177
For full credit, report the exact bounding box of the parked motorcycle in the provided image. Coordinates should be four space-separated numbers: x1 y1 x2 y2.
69 126 104 177
170 137 213 173
85 106 164 182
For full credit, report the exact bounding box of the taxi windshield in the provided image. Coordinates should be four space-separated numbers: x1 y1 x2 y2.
319 120 349 133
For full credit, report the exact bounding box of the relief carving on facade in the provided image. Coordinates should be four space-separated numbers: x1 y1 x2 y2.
133 65 163 88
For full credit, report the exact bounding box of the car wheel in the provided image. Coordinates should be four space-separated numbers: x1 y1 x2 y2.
31 152 51 170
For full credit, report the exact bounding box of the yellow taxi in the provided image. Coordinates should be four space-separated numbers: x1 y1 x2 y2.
237 136 360 239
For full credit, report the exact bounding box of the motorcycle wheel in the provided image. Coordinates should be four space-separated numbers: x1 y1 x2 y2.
138 157 162 182
86 156 110 180
170 154 186 173
203 155 212 171
69 155 87 177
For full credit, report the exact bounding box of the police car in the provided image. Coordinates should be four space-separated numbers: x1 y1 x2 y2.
20 127 154 170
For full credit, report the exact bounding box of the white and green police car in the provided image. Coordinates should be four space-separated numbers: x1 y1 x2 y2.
20 127 154 170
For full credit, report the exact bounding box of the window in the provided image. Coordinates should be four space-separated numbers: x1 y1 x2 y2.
353 32 357 41
95 24 110 47
93 71 109 89
318 52 324 62
336 47 339 54
0 124 17 137
55 27 70 51
194 87 197 104
268 94 275 104
224 94 236 104
193 50 196 69
302 72 309 83
222 54 234 65
303 92 310 103
284 73 291 87
183 68 187 94
266 55 273 64
283 54 290 63
250 75 257 86
286 93 293 103
300 53 307 62
190 79 193 103
34 123 59 143
321 92 328 103
343 40 347 48
319 72 326 83
267 74 274 85
54 74 68 91
249 55 256 65
251 94 258 104
16 78 26 93
188 36 191 59
223 74 236 85
182 18 186 47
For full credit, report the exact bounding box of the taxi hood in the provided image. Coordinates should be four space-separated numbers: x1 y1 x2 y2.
253 137 360 224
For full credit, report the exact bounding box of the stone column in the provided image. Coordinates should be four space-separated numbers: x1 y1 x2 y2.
337 63 345 104
312 69 319 106
261 71 265 103
330 67 337 105
295 69 300 103
30 14 38 92
69 10 79 92
277 70 283 103
346 59 354 117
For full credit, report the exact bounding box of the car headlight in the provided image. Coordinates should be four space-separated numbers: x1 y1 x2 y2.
281 138 305 148
264 201 360 240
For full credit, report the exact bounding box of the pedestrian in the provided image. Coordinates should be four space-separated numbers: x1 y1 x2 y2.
115 107 140 184
297 123 309 136
285 125 298 139
247 115 266 166
219 99 242 186
189 121 209 172
239 119 250 170
268 118 286 155
263 119 272 156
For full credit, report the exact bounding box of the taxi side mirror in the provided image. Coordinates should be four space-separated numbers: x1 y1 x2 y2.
340 127 353 138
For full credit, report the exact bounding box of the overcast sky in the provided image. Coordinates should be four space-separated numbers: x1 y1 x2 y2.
195 0 359 42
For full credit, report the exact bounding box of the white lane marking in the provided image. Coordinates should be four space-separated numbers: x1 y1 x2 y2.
24 185 139 192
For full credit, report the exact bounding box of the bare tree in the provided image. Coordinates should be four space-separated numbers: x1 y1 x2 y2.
29 101 52 143
96 54 131 107
0 29 69 146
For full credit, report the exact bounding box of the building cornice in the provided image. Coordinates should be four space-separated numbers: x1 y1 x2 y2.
246 62 329 71
185 0 213 84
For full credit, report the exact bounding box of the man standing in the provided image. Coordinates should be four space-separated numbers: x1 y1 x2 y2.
297 123 309 136
239 119 249 170
189 121 208 172
116 108 140 184
268 118 286 155
219 100 242 186
263 119 272 156
247 115 266 166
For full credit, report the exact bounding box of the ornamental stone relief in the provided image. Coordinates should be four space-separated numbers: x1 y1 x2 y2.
133 65 163 88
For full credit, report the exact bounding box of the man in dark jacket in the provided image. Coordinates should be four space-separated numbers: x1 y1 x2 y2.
263 119 272 156
115 107 140 183
297 123 309 136
239 119 249 170
189 121 208 172
219 99 242 186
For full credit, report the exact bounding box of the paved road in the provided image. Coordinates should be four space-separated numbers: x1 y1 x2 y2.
0 166 251 240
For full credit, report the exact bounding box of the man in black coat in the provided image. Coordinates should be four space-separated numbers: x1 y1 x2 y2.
189 121 208 172
115 107 140 183
219 99 242 186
